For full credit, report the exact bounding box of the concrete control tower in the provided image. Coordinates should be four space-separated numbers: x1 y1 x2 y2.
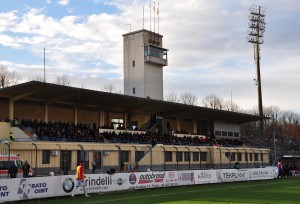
123 29 168 100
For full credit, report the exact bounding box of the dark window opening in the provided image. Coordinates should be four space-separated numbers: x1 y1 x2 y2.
42 150 50 164
165 151 172 162
193 152 199 161
176 151 183 162
237 153 242 161
184 152 190 162
200 152 207 161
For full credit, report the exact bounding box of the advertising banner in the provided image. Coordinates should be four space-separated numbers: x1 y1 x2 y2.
0 176 61 202
127 171 167 189
194 170 218 184
177 170 195 186
0 167 278 202
218 169 249 182
248 167 276 180
162 171 179 187
60 173 130 196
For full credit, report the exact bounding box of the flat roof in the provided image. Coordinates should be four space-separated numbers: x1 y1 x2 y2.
0 81 261 124
122 29 163 37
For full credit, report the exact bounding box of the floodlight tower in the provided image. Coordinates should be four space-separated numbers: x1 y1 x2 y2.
247 5 266 140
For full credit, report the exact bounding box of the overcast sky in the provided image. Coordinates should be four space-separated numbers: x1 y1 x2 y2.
0 0 299 113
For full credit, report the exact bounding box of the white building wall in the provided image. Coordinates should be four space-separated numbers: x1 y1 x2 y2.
124 32 145 97
144 64 163 100
123 30 165 100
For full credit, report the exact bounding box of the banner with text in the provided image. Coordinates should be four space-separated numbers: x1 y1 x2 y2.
0 167 277 203
217 169 249 182
194 170 218 184
248 167 276 180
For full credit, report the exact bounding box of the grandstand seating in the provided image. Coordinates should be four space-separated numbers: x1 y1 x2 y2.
13 118 244 147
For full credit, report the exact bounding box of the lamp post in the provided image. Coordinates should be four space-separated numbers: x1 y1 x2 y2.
247 4 266 140
273 113 278 163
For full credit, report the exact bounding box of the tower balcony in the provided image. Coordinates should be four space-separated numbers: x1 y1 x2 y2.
144 44 168 66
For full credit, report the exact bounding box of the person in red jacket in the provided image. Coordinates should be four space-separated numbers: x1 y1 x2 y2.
71 161 90 198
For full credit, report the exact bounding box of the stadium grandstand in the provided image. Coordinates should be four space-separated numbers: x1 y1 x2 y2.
0 29 273 177
0 80 270 176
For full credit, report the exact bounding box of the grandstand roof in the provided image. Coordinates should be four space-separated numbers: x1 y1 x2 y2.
0 81 261 124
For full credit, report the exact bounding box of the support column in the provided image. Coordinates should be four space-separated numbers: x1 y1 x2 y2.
9 100 14 121
74 107 78 125
176 117 181 132
45 104 48 122
99 111 105 127
124 113 127 130
193 120 197 134
106 112 110 127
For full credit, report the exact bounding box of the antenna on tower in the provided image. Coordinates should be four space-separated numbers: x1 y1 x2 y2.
149 1 152 32
157 2 160 34
43 47 46 83
143 5 144 29
153 1 156 33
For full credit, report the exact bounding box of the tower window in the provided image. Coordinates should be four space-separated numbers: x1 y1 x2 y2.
144 45 168 60
133 87 135 94
132 61 135 67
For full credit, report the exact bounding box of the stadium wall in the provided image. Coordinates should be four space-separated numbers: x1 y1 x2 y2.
0 141 270 177
0 167 277 202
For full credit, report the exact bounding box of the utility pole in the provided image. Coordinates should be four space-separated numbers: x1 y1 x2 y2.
247 5 266 141
273 112 278 162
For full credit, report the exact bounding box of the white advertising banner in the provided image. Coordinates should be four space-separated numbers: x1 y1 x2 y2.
127 171 167 189
162 171 179 187
59 173 131 196
0 176 62 202
218 169 249 182
0 167 278 202
194 170 218 184
248 167 276 180
177 170 195 186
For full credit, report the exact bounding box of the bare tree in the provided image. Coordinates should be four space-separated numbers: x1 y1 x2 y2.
0 65 22 88
201 94 223 109
102 82 122 94
165 92 180 103
179 92 198 105
54 74 71 86
29 75 44 82
222 100 240 112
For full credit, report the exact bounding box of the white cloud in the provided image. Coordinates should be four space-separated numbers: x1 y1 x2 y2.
58 0 70 6
1 0 300 113
0 11 18 32
0 35 21 48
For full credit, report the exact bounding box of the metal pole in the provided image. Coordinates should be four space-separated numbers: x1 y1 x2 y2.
247 5 266 141
273 126 277 162
256 6 264 140
32 143 38 176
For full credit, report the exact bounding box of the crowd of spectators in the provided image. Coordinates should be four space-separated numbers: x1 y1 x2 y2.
102 131 216 146
0 116 11 122
1 117 244 147
20 118 103 142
